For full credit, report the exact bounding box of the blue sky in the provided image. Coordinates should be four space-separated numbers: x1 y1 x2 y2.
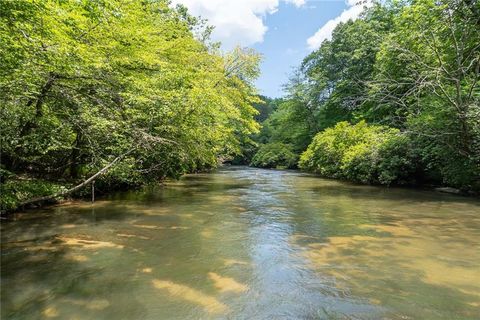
172 0 370 98
253 1 347 97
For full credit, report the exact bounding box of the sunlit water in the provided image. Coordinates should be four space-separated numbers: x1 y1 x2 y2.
1 166 479 319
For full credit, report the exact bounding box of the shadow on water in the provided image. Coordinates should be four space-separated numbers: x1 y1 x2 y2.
1 215 148 319
292 228 480 319
1 166 479 319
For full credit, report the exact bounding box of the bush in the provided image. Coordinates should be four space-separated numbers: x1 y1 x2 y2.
415 140 480 192
0 179 68 213
250 143 298 169
299 121 416 185
0 167 15 182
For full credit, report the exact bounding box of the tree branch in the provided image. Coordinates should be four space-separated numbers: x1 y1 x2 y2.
18 149 135 208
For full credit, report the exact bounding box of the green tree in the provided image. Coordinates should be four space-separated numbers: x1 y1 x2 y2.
371 0 480 189
0 0 261 210
251 142 298 169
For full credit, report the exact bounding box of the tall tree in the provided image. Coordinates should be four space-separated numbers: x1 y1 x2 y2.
0 0 261 192
372 0 480 187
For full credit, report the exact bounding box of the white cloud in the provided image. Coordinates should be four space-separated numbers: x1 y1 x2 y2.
306 0 372 50
171 0 306 49
285 0 306 7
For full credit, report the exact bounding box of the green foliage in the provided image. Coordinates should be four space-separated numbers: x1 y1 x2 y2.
369 0 480 189
0 0 262 209
301 3 394 117
229 95 278 165
258 0 479 191
251 143 298 169
0 168 15 182
376 134 419 185
0 179 68 212
253 96 279 123
299 121 416 185
253 99 315 153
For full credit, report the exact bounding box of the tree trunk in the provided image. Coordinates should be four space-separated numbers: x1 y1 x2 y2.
20 74 57 137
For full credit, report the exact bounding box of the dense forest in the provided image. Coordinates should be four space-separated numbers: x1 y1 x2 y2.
0 0 262 211
0 0 479 213
247 0 480 193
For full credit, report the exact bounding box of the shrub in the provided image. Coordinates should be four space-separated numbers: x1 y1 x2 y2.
250 143 298 169
299 121 416 185
377 134 419 185
0 179 68 213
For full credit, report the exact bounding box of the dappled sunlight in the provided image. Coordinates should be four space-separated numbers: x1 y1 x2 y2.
65 254 89 262
208 272 248 293
121 204 173 216
56 236 124 250
116 233 150 240
24 244 60 252
42 306 59 318
200 229 213 238
358 223 416 237
232 205 248 212
55 200 112 211
208 194 237 203
62 298 111 310
152 279 229 314
2 167 479 319
223 259 249 267
414 259 480 297
289 234 318 242
295 218 480 316
132 224 189 230
59 224 78 229
85 299 110 310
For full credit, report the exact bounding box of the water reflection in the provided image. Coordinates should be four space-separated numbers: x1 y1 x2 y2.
1 166 479 319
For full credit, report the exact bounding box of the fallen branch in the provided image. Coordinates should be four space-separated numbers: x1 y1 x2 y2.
19 149 134 208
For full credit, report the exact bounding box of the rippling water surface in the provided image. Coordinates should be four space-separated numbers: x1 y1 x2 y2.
2 166 479 319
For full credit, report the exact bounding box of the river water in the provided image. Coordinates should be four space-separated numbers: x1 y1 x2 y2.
1 166 479 319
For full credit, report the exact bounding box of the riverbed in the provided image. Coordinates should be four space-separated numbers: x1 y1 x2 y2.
1 166 479 319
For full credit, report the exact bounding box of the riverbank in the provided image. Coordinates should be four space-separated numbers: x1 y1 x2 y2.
2 165 478 216
0 174 141 216
0 177 69 214
247 164 479 197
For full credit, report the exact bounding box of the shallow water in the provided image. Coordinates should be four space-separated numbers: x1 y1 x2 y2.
1 166 479 319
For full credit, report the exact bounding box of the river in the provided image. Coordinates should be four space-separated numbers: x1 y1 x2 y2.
1 166 479 319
